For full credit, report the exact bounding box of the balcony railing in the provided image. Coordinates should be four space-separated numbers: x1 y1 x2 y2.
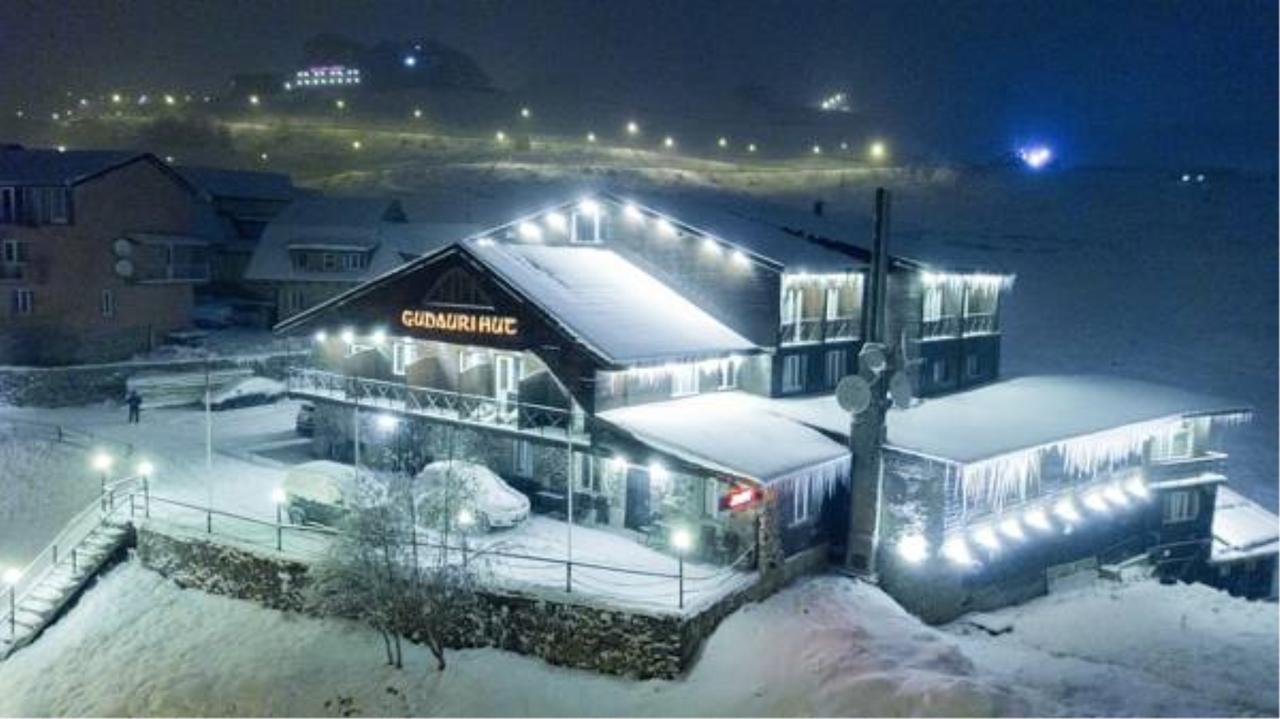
921 315 961 340
286 368 589 445
962 313 999 336
780 316 863 346
823 316 860 341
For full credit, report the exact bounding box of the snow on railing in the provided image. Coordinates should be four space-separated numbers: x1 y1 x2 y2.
285 368 588 443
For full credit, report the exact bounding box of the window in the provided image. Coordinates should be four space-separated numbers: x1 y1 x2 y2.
392 341 419 376
1 239 24 263
282 288 306 313
931 357 951 385
11 288 33 315
459 349 488 373
321 253 337 271
717 358 739 390
21 188 69 224
965 353 981 378
1151 424 1193 461
782 354 806 393
100 289 115 318
782 287 802 325
0 188 14 223
825 286 841 321
793 476 812 524
1163 490 1200 524
671 363 698 397
341 252 367 271
45 188 69 224
824 349 847 387
922 283 944 323
571 211 603 244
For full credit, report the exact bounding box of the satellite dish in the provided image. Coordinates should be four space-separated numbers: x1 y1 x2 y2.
858 343 888 375
111 238 133 257
113 259 134 278
889 370 914 410
836 375 873 414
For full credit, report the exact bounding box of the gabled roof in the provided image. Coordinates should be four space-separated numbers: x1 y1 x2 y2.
0 146 153 186
245 196 477 282
176 165 295 202
465 239 756 364
1211 486 1279 563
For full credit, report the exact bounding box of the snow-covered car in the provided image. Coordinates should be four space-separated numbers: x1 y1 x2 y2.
209 377 286 411
414 460 530 532
282 460 358 526
295 403 316 436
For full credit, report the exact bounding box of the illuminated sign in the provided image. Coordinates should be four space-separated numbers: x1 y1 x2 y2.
720 484 761 511
400 309 518 337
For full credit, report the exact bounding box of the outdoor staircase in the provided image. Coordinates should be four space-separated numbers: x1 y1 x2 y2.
0 522 131 659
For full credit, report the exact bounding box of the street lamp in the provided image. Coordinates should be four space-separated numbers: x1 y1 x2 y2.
272 487 287 550
457 508 475 569
671 528 692 609
3 567 19 639
92 451 113 510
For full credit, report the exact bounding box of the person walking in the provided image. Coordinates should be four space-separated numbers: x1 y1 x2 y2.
126 390 142 424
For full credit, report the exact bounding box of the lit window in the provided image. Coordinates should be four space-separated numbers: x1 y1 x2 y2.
922 283 944 323
392 341 419 376
671 363 698 397
717 359 739 390
1162 490 1200 524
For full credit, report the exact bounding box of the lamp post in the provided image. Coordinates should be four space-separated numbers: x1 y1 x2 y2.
377 414 415 570
671 528 692 609
272 487 286 551
3 567 19 639
92 451 113 512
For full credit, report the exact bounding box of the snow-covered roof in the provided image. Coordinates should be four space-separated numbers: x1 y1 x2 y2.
1211 486 1279 563
245 196 477 283
467 240 756 365
762 375 1248 467
0 146 146 186
176 165 295 202
598 392 850 483
616 191 866 272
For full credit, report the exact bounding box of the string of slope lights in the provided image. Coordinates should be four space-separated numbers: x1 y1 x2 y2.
895 474 1152 568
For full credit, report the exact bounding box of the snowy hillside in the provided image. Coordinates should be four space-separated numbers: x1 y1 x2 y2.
0 562 1273 717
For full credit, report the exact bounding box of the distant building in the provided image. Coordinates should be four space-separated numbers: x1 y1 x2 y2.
289 65 361 91
242 196 477 324
175 165 297 290
0 146 213 365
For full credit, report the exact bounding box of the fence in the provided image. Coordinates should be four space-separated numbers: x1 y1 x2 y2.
0 418 136 460
287 368 589 444
130 489 756 611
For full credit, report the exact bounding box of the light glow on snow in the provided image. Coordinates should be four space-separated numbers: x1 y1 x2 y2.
1054 498 1081 523
543 211 568 233
1103 483 1129 508
941 537 976 567
973 526 1001 551
1125 476 1149 498
517 221 543 241
1024 507 1052 531
656 217 677 237
624 203 644 223
999 517 1025 541
1083 491 1110 514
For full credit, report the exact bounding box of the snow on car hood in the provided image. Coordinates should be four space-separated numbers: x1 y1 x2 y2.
416 460 529 514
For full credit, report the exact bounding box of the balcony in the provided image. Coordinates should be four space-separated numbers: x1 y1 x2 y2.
286 368 590 446
921 315 960 340
779 318 824 345
823 316 860 341
962 313 999 336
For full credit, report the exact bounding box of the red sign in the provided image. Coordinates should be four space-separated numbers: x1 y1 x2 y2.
720 484 761 511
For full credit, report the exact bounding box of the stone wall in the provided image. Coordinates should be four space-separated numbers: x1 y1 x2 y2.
134 524 770 679
0 353 298 407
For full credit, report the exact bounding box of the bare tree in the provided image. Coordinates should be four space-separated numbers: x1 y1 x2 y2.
305 475 483 672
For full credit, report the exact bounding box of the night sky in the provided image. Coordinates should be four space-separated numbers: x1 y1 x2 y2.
1 0 1274 169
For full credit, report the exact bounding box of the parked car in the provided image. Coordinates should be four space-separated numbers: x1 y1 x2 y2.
414 460 530 532
209 377 285 410
281 460 358 526
295 402 316 436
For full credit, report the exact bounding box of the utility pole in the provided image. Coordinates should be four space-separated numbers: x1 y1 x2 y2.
845 188 894 576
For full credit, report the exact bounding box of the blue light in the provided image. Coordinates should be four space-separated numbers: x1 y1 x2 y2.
403 55 417 68
1018 144 1054 170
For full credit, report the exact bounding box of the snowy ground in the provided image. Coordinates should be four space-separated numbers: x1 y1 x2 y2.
0 401 745 611
0 427 97 571
0 562 1272 717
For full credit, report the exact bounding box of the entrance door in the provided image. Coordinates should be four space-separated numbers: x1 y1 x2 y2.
624 467 651 530
494 354 520 417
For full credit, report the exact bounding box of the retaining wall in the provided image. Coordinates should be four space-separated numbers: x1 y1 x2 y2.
0 353 299 407
135 524 777 679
